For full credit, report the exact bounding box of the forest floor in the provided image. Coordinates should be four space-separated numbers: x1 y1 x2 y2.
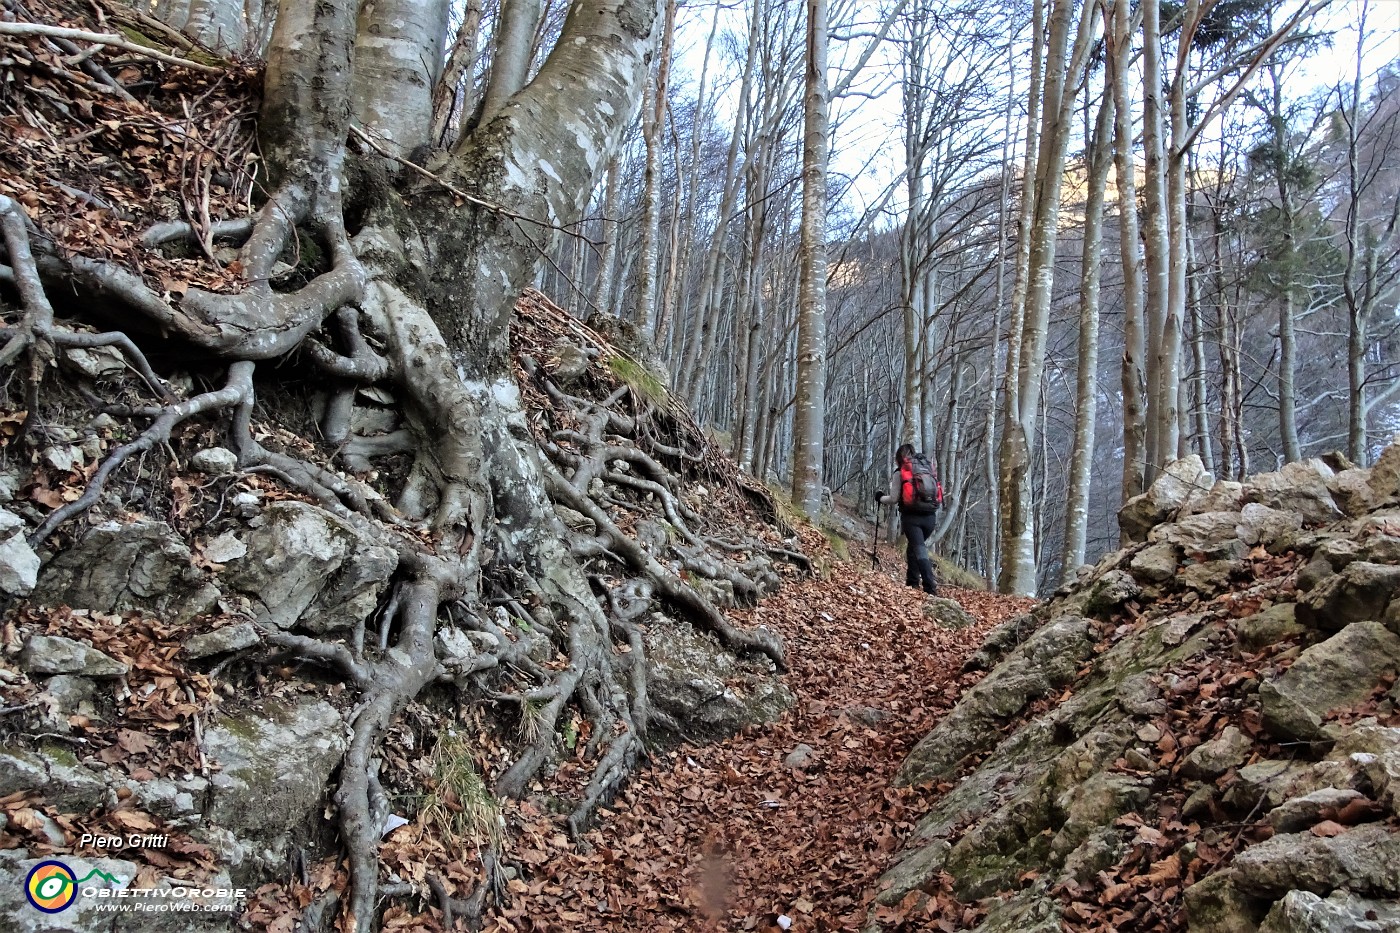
484 562 1033 933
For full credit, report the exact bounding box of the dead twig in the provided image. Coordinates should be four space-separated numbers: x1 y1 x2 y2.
0 22 223 73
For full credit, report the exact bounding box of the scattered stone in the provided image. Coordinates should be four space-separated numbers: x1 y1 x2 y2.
1129 542 1179 583
1244 459 1346 525
184 623 260 659
1296 562 1400 634
19 635 127 677
1084 570 1140 618
0 508 39 596
1268 788 1371 833
923 597 976 629
1260 622 1400 742
783 744 816 769
1259 889 1400 933
1182 725 1253 779
1231 823 1400 899
1232 604 1305 651
1237 502 1304 550
1118 456 1212 543
190 446 239 475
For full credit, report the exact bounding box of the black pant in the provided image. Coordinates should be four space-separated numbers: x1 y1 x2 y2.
900 509 938 594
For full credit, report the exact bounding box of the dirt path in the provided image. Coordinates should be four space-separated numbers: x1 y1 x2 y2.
485 564 1033 933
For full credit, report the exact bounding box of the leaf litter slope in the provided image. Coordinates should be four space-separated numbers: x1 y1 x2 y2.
490 565 1033 932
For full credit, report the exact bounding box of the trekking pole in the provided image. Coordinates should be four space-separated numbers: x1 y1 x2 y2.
870 502 881 569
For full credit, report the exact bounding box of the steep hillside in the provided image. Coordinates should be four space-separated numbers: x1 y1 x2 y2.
870 445 1400 932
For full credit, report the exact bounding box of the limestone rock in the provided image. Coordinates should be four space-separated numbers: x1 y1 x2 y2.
1231 823 1400 899
1152 511 1249 561
1295 562 1400 633
923 597 977 629
1268 788 1370 833
203 697 347 839
19 635 126 677
0 508 38 596
783 744 816 769
1182 725 1253 779
183 623 260 659
1182 479 1245 517
551 343 591 386
643 614 793 743
1237 502 1304 550
1231 604 1305 651
1179 560 1240 597
1118 455 1212 542
1244 459 1344 525
33 519 218 624
190 446 238 475
1260 622 1400 742
1129 542 1180 584
1184 870 1268 933
897 617 1094 786
1259 890 1400 933
220 501 397 633
0 745 110 812
1367 435 1400 504
1084 570 1141 619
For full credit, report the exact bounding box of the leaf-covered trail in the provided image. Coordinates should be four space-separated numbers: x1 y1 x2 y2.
488 564 1034 932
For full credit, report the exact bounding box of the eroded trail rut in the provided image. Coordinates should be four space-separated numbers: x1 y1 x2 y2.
488 565 1032 932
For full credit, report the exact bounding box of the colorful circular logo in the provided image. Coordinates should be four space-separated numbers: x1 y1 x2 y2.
26 860 78 913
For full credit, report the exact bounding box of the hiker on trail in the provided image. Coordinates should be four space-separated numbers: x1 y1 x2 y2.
876 443 943 595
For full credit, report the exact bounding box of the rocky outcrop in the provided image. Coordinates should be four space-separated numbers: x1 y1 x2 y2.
644 613 793 742
897 616 1094 786
202 697 347 842
869 441 1400 931
33 519 218 623
219 501 397 633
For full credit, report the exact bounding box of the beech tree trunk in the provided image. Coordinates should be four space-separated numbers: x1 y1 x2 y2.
791 0 830 516
1062 88 1113 581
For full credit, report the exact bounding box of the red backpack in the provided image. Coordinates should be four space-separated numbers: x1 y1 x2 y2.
899 454 943 513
